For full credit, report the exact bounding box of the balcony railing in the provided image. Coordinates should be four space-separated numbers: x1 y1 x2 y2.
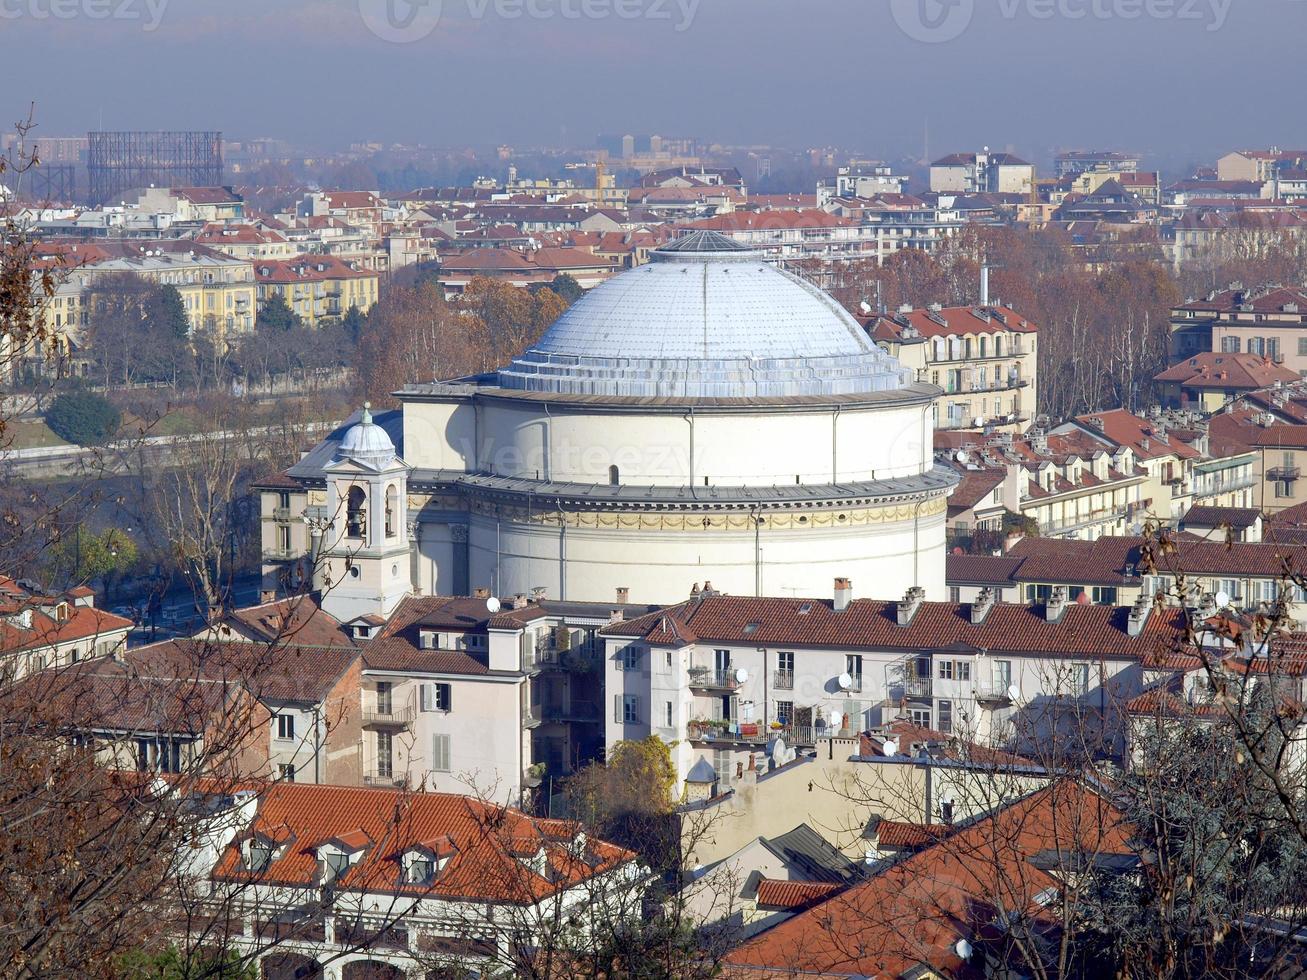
902 674 932 699
271 506 292 521
773 669 794 690
1041 508 1128 537
262 548 296 562
973 680 1014 704
1267 466 1302 483
542 700 600 723
363 771 405 787
689 667 741 691
362 701 414 728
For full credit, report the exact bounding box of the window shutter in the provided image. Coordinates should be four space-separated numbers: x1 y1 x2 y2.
432 734 450 772
633 696 641 724
442 684 452 712
614 694 622 724
419 684 432 712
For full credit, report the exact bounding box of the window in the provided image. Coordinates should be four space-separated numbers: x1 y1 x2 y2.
324 850 351 882
609 465 620 486
247 840 273 873
948 586 961 603
278 763 295 782
1298 336 1307 357
407 856 434 884
420 683 452 712
776 651 794 689
619 647 641 672
275 713 295 740
431 733 451 772
940 801 955 825
956 661 971 682
1092 586 1118 605
377 731 393 778
664 701 673 728
715 649 731 672
1276 480 1293 499
713 749 732 786
1069 663 1091 697
938 660 954 681
909 707 932 728
615 694 640 724
937 700 953 733
385 484 398 539
346 486 367 538
376 681 393 714
845 654 863 683
776 700 793 726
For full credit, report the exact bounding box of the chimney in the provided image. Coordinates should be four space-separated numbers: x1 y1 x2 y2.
1127 594 1152 637
616 586 630 604
309 529 327 596
980 265 990 306
834 577 853 612
970 587 995 624
531 586 547 603
512 593 529 610
473 586 490 599
608 608 625 624
260 590 275 605
1045 586 1068 624
896 586 926 627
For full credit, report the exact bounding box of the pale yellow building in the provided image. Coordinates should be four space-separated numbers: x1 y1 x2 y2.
253 254 380 326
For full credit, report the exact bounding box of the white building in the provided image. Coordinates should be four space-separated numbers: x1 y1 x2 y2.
265 230 955 607
599 583 1188 789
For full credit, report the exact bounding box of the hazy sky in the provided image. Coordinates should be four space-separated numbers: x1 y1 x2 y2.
1 0 1303 165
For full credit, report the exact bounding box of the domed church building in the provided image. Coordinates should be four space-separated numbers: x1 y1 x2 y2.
266 232 955 613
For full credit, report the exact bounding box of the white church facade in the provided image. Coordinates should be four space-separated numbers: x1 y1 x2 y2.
259 231 955 615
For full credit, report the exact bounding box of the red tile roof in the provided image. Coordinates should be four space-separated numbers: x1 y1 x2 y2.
1154 352 1298 390
211 782 635 903
222 595 355 649
754 878 845 910
869 304 1037 341
727 782 1131 978
875 820 948 849
1073 408 1201 461
602 594 1187 661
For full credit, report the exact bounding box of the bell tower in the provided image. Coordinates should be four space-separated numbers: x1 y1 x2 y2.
319 404 413 624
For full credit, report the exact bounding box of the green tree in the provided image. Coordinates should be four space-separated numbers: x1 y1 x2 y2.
45 391 121 446
255 292 300 333
341 303 367 344
47 526 137 592
546 272 584 304
150 284 191 340
114 943 257 980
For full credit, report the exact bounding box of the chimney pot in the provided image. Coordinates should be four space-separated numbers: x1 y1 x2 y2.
834 577 853 612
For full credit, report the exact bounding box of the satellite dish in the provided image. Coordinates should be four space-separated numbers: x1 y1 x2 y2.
1215 590 1232 609
954 450 969 464
882 739 899 757
485 596 501 614
735 667 749 684
1007 684 1021 703
829 711 843 731
955 938 974 960
838 672 853 691
859 300 872 314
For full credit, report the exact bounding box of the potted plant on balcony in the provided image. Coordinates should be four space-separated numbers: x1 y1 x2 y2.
524 762 547 788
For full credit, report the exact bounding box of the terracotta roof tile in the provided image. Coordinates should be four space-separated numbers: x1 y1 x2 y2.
754 878 845 910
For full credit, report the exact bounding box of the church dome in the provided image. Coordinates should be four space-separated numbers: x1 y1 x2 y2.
496 230 911 399
336 403 397 467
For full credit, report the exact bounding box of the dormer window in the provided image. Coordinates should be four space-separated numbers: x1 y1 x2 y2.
322 849 351 883
245 839 273 874
406 855 434 884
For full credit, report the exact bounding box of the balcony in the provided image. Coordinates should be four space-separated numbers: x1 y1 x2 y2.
689 666 741 691
973 680 1014 705
272 506 292 521
1041 508 1128 537
902 675 932 699
262 548 296 563
773 669 794 691
541 700 600 723
1267 466 1302 483
362 700 414 728
363 772 405 787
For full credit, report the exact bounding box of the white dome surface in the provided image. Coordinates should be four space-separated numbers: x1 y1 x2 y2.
336 404 397 467
497 231 910 399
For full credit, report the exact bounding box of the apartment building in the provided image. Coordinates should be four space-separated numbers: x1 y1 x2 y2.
253 253 380 326
930 151 1035 196
600 582 1187 791
867 302 1038 432
1055 150 1141 178
1155 352 1299 410
938 424 1150 541
196 782 642 979
1168 285 1307 371
0 577 131 678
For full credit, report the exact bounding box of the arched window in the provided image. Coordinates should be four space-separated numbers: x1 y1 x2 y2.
609 465 620 486
963 338 973 360
995 335 1004 357
979 336 988 359
346 486 366 539
385 485 398 539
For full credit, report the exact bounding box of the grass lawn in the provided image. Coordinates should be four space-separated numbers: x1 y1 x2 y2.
3 420 69 450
